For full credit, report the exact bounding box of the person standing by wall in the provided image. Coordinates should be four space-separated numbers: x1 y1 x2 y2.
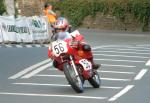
43 3 57 24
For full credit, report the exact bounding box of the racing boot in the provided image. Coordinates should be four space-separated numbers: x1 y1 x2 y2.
93 64 101 70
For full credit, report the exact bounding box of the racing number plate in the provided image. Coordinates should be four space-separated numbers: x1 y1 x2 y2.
79 59 92 71
52 40 68 57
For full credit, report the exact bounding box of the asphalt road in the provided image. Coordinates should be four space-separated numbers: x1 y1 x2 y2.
0 29 150 103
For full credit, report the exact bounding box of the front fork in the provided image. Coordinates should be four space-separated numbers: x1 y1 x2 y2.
69 55 79 77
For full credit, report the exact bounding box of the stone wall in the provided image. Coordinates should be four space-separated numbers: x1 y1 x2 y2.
5 0 15 15
16 0 60 16
82 13 150 32
17 0 43 16
16 0 150 31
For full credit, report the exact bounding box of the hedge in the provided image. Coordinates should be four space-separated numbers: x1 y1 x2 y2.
49 0 150 31
0 0 6 15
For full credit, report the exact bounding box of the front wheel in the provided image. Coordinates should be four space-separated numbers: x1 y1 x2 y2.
63 62 84 93
88 71 101 88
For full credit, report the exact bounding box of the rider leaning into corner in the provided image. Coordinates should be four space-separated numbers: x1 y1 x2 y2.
48 17 100 70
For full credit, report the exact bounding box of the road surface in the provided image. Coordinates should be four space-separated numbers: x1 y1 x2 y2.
0 29 150 103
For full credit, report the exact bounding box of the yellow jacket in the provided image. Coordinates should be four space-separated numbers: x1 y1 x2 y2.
43 9 56 24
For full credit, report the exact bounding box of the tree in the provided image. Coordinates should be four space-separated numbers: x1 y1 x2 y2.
0 0 6 15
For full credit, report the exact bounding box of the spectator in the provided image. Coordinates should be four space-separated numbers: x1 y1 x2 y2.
43 3 57 24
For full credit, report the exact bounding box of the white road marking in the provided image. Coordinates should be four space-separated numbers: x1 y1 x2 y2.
93 50 150 55
0 92 107 100
138 44 150 47
92 46 115 50
6 45 12 48
16 45 23 48
98 48 150 52
47 68 57 71
26 45 32 48
101 64 136 68
44 44 49 47
93 54 149 59
12 82 122 89
101 86 122 89
47 64 136 69
91 45 131 50
21 62 53 79
109 85 134 101
92 46 103 50
101 78 131 81
134 69 148 80
145 59 150 66
94 58 145 63
35 74 65 77
47 68 135 74
35 44 41 48
98 70 135 74
34 74 131 81
126 46 150 50
8 59 51 79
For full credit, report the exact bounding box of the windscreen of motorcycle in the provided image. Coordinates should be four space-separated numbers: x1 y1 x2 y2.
57 32 72 40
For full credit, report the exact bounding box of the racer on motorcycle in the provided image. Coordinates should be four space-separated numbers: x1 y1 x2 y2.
48 18 100 70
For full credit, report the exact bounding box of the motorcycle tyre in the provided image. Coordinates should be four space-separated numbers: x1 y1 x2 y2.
63 62 84 93
88 71 101 88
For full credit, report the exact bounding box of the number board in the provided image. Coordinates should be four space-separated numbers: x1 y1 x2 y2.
52 40 68 57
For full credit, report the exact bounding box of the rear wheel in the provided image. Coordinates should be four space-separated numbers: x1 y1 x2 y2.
88 71 101 88
63 62 84 93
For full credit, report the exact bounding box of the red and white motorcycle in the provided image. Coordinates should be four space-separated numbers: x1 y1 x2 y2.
48 30 101 93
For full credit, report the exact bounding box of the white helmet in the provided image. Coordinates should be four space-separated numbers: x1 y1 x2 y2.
54 17 69 31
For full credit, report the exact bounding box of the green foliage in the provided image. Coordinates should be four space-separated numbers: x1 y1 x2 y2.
128 0 150 31
112 3 125 20
89 0 108 16
52 0 109 27
0 0 6 15
51 0 150 31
